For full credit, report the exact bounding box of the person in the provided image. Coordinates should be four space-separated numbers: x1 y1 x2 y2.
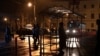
5 26 12 43
58 22 66 55
95 19 100 56
32 24 40 49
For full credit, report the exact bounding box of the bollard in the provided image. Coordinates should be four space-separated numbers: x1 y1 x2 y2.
14 34 19 56
28 36 32 56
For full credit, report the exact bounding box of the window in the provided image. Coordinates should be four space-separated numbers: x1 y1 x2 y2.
83 4 86 8
91 13 94 19
99 13 100 19
91 4 94 8
99 4 100 8
91 23 94 28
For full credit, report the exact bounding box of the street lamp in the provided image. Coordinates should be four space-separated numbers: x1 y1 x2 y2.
28 2 32 8
27 2 32 24
4 17 8 22
27 1 36 25
4 17 8 26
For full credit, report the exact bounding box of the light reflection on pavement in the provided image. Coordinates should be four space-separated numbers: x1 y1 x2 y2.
16 35 60 56
0 34 88 56
15 35 82 56
66 37 80 48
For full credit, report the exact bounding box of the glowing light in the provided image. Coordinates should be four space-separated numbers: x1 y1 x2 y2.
52 38 59 43
52 35 59 38
25 24 33 30
66 29 77 33
28 2 32 7
66 13 69 16
72 29 77 33
66 37 80 48
4 17 8 22
66 29 70 33
47 28 50 32
72 53 77 56
24 35 33 42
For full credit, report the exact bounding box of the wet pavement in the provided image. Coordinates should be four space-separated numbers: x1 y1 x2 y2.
0 34 96 56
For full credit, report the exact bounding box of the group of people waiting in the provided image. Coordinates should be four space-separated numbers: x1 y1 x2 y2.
5 19 100 56
5 22 67 55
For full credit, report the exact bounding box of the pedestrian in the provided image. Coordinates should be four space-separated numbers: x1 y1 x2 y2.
95 19 100 56
58 22 66 55
5 26 12 43
32 24 40 49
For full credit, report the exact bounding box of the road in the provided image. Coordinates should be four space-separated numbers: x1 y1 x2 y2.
0 34 96 56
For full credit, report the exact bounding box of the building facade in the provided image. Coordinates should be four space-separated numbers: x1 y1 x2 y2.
35 0 100 31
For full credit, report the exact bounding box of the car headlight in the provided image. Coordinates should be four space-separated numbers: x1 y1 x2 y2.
66 30 70 33
72 29 77 33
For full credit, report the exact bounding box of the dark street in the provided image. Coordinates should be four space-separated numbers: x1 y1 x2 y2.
0 33 96 56
0 0 99 56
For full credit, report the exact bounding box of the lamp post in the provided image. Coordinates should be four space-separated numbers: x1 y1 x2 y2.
27 1 37 56
33 0 37 24
16 18 20 30
4 17 12 43
27 2 32 24
27 3 33 56
27 0 36 25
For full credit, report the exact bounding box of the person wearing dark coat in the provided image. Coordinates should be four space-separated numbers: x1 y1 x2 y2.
95 19 100 56
32 24 40 49
58 22 66 55
5 26 12 43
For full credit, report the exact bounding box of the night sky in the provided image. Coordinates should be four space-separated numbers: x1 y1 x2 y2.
0 0 26 31
0 0 85 16
0 0 26 15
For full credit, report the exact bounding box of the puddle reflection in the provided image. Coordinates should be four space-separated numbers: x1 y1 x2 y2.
66 37 80 48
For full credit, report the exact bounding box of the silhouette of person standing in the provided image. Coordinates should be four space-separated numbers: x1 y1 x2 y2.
5 26 11 43
95 19 100 56
58 22 66 55
32 24 40 49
